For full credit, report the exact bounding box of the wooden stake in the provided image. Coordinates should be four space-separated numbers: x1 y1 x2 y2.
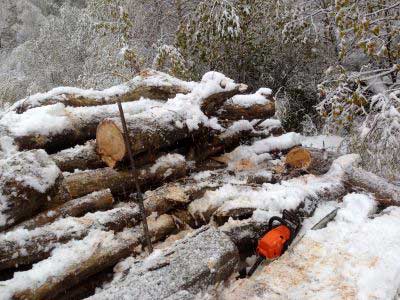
117 101 153 253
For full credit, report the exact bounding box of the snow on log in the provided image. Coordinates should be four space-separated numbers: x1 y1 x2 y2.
285 147 340 175
0 203 140 270
1 99 161 153
220 217 269 253
87 226 239 300
217 89 275 121
96 72 247 168
10 70 193 114
12 189 114 230
96 112 191 168
53 153 188 205
212 132 302 170
189 154 361 226
0 150 61 231
50 140 106 172
345 167 400 206
221 197 400 300
1 214 177 300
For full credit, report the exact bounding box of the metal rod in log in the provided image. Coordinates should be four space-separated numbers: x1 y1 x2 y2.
117 101 153 253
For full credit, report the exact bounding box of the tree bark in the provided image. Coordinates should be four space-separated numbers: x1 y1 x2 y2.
285 147 340 175
12 189 114 230
218 102 275 121
96 112 191 168
50 140 105 172
52 157 188 205
345 167 400 206
11 69 192 114
10 214 178 300
0 149 61 231
87 226 239 300
14 100 160 153
0 203 141 271
201 82 248 116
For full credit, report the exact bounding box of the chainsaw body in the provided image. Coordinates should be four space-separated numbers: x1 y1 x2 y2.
247 210 301 276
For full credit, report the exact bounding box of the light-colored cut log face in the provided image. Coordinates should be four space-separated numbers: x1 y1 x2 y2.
285 147 312 169
96 120 126 168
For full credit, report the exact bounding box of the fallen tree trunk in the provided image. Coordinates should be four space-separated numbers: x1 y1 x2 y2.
218 102 275 121
0 150 61 231
285 147 340 175
12 189 114 230
0 203 141 271
201 83 248 116
52 154 188 205
13 99 161 153
345 167 400 206
87 226 239 300
7 214 178 300
96 112 191 168
50 140 105 172
11 70 192 114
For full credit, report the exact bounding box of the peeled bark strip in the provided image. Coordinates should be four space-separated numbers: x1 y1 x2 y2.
53 156 188 205
50 140 105 172
0 204 140 271
8 214 177 300
0 150 61 231
11 70 192 114
345 167 400 206
88 227 239 300
285 147 340 175
218 102 275 121
13 189 114 230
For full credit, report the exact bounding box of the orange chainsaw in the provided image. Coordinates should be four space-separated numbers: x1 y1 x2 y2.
247 209 301 277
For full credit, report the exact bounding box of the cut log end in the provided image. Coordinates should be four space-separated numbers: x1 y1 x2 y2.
96 120 126 168
285 147 312 170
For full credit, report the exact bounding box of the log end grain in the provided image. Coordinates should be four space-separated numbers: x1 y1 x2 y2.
96 120 126 168
285 147 312 170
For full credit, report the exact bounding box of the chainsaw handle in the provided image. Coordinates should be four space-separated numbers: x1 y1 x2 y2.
268 216 287 230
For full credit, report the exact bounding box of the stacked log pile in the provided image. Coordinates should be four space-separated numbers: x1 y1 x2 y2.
0 70 398 300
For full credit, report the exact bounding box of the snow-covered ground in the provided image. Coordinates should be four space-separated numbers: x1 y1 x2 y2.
222 195 400 300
